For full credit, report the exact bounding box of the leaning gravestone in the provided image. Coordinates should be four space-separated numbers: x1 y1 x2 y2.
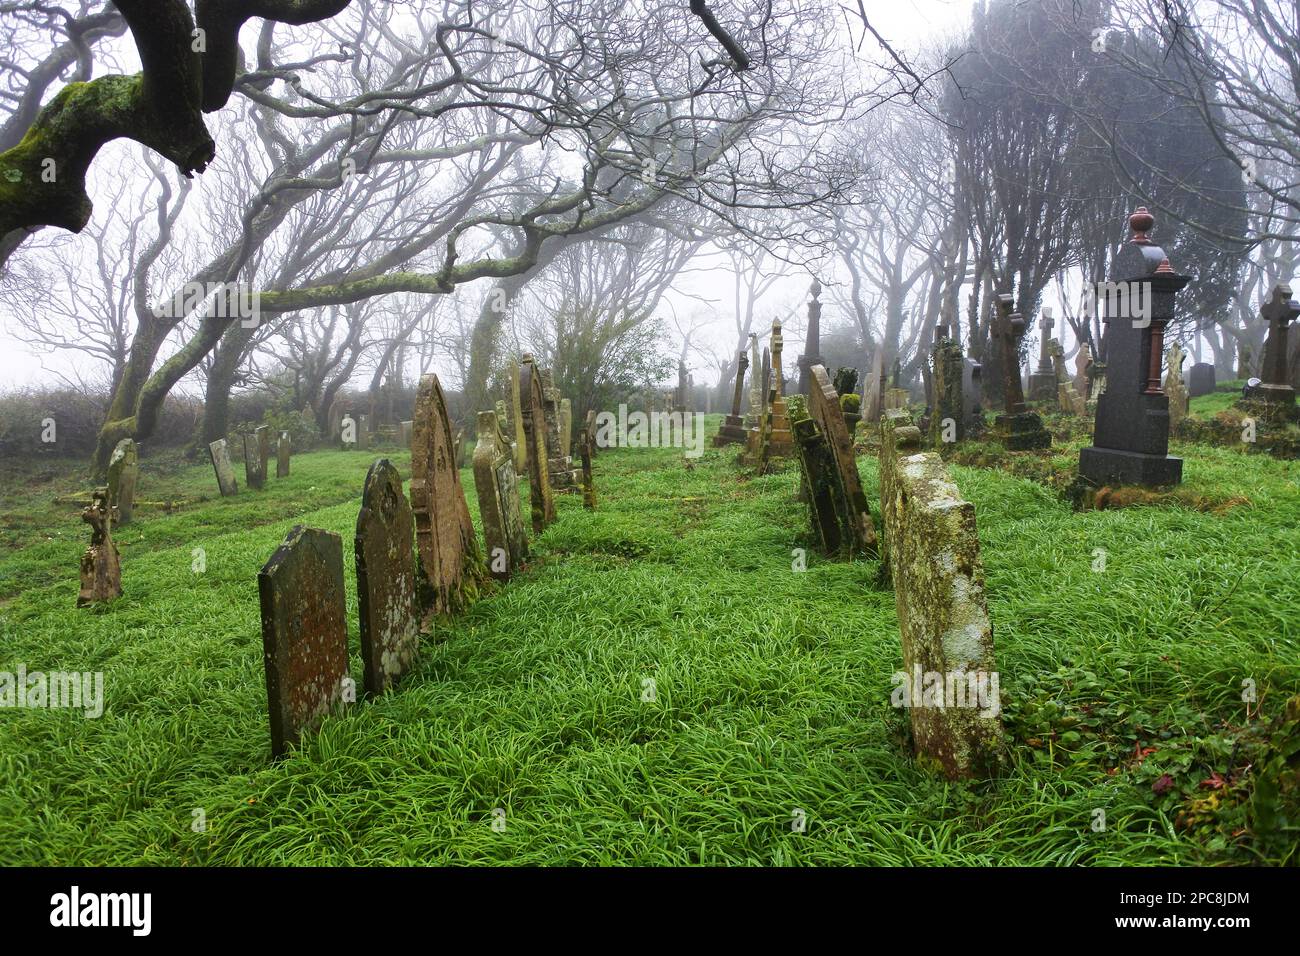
77 489 121 607
1187 362 1216 399
106 438 139 525
208 438 239 496
808 364 878 556
355 459 420 695
276 432 291 478
1079 209 1190 487
410 374 485 624
519 355 557 534
244 426 269 490
472 410 529 582
258 526 350 758
879 413 1002 778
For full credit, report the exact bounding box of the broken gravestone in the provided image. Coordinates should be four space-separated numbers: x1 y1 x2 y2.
77 489 121 607
244 426 269 490
355 459 420 695
409 373 485 624
519 355 557 535
276 432 291 478
106 438 139 525
208 438 238 496
471 409 529 582
258 526 350 758
879 413 1003 778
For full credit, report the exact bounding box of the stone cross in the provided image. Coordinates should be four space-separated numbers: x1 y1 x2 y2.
355 458 419 695
472 409 529 581
258 525 349 757
1259 283 1299 397
771 320 786 400
992 294 1027 415
77 489 121 607
1037 308 1055 373
714 347 750 447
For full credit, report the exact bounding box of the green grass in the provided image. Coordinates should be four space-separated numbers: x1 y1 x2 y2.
0 429 1297 865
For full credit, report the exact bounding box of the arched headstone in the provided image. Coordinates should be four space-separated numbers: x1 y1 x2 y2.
355 459 419 695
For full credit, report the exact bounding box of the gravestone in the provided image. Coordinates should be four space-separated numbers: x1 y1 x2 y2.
106 438 139 525
989 294 1051 450
244 426 269 490
797 277 825 395
1074 342 1093 399
208 438 239 496
542 369 579 492
714 347 750 446
1079 208 1190 487
961 357 984 435
258 525 349 758
1164 341 1189 432
930 331 964 446
1048 339 1086 415
357 414 371 451
1256 283 1298 408
355 459 420 695
863 350 886 427
1187 362 1216 398
276 432 291 478
409 374 485 623
559 398 573 458
519 355 557 535
472 410 529 582
581 409 597 510
1027 307 1057 401
807 364 878 556
759 319 794 467
745 334 765 455
508 359 527 472
879 412 1002 778
77 489 121 607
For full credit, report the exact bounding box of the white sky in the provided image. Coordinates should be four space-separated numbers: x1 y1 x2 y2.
0 0 976 391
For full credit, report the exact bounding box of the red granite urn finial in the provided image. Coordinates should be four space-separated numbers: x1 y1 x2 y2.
1129 207 1155 244
1155 257 1174 274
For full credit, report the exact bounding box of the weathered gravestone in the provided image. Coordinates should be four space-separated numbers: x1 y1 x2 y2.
410 374 485 624
258 526 350 758
803 364 878 556
1164 341 1189 432
355 459 419 695
1074 342 1093 399
77 489 121 607
714 347 750 446
542 369 579 491
989 294 1051 450
276 432 291 478
863 350 886 430
930 327 964 446
1079 209 1190 487
879 413 1003 778
106 438 139 525
519 355 557 535
508 359 527 473
1027 307 1057 401
1255 283 1299 409
559 398 573 459
472 410 529 582
759 319 794 467
581 409 597 510
961 357 984 435
244 426 269 490
208 438 238 496
1187 362 1216 398
1049 339 1086 416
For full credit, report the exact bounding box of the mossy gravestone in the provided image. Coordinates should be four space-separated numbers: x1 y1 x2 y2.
355 459 419 695
472 410 529 582
276 432 291 478
519 355 556 535
410 374 485 625
244 426 269 490
208 438 238 496
879 413 1003 779
807 364 877 556
77 489 121 607
106 438 138 525
258 526 349 758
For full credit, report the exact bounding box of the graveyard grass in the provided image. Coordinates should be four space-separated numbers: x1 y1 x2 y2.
1 422 1298 865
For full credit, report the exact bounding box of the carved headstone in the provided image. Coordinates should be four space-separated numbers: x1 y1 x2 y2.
1079 208 1189 486
77 489 121 607
559 398 573 458
208 438 239 496
276 432 291 478
807 365 878 556
106 438 139 525
472 410 529 582
244 426 269 490
258 526 350 758
759 319 794 466
1187 362 1216 398
355 459 420 695
542 369 579 491
519 355 556 535
1256 283 1298 407
409 374 484 624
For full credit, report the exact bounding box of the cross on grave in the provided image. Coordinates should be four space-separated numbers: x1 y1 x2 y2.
990 293 1051 450
713 347 749 446
1028 306 1057 400
1257 283 1299 405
